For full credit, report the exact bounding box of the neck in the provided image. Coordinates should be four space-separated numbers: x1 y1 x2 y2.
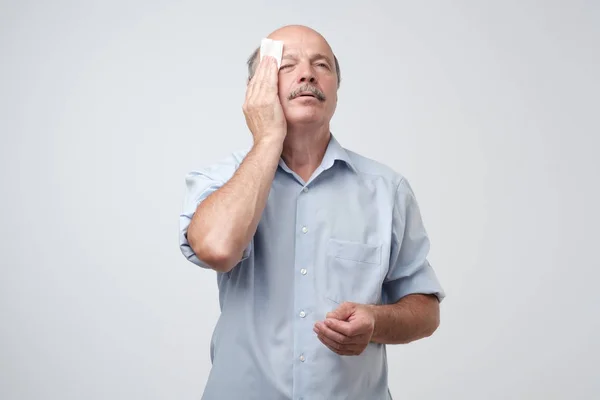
281 123 331 183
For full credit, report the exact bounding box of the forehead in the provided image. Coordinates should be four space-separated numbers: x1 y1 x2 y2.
269 30 334 58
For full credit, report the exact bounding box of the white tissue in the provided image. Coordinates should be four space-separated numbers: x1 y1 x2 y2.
260 38 284 69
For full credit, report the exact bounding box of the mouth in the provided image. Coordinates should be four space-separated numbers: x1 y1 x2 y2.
292 92 324 102
289 86 326 102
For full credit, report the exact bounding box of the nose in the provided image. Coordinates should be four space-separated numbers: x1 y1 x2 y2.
297 61 317 84
299 74 317 84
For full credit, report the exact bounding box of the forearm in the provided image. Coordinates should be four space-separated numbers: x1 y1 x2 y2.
368 294 440 345
187 138 283 272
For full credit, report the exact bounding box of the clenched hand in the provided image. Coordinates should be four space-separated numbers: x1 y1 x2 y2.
314 302 376 356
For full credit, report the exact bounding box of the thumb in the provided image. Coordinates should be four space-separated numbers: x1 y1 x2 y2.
326 302 355 321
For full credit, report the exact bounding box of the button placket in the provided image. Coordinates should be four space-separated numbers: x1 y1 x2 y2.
293 181 314 400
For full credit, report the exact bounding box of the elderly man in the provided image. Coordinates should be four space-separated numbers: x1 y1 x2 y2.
179 25 445 400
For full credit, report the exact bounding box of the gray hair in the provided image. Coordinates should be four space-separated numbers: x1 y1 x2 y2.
246 46 341 88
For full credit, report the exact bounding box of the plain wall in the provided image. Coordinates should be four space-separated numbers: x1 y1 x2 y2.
1 1 599 399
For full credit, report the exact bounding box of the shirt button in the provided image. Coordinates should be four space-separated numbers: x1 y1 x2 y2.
300 268 307 275
299 354 306 362
299 310 306 318
303 187 308 193
301 226 308 234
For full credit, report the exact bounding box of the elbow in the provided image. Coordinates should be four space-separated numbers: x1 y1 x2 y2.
188 232 239 273
424 303 441 337
203 254 239 274
424 315 440 338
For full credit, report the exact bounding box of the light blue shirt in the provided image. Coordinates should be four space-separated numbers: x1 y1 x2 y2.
179 134 445 400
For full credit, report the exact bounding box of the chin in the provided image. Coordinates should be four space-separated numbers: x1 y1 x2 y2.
285 109 324 125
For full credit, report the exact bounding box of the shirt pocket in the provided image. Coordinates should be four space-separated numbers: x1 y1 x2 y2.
325 238 384 305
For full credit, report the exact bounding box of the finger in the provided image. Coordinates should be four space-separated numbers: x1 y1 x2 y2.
253 56 273 87
323 318 356 337
250 58 276 103
248 56 269 98
246 55 270 100
317 334 362 356
314 322 352 346
317 323 371 349
265 56 279 89
317 333 350 355
326 302 354 321
257 56 278 87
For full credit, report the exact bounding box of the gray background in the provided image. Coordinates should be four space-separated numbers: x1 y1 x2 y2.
1 1 599 399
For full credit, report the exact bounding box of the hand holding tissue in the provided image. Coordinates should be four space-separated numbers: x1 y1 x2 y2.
260 38 284 69
242 38 287 143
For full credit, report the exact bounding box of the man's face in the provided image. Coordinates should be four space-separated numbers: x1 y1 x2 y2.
268 29 338 127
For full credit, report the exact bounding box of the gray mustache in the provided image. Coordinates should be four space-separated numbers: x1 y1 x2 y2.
288 84 326 101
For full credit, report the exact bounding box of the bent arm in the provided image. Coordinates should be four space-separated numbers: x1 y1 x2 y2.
368 294 440 345
187 139 282 272
372 177 444 344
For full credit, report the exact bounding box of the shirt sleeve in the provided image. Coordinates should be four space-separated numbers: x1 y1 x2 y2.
179 152 252 269
382 177 446 304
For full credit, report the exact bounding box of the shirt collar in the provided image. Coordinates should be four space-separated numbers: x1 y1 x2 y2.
278 133 358 179
320 133 358 173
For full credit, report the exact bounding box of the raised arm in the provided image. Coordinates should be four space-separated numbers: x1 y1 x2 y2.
186 56 286 273
187 140 281 272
